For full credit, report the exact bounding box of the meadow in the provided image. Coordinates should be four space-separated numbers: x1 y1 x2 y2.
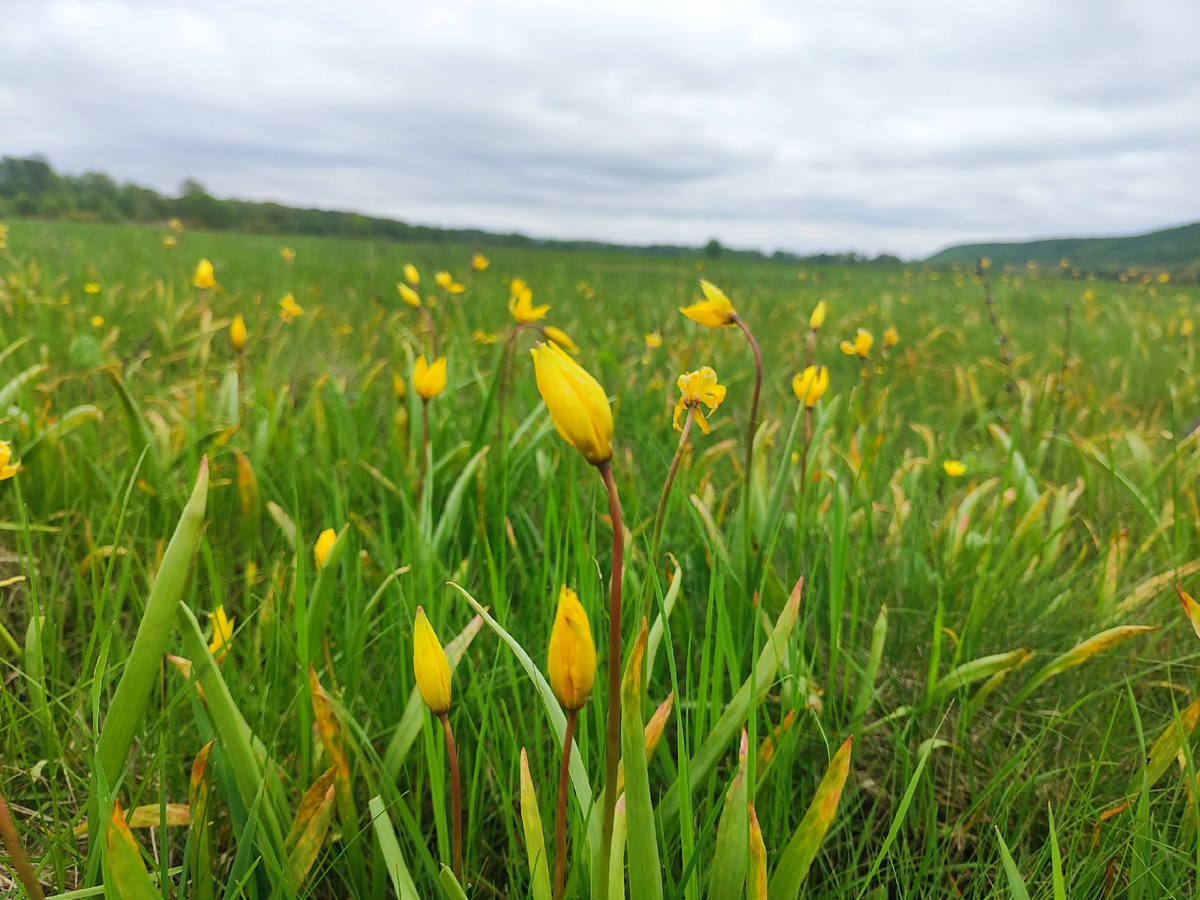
0 217 1198 900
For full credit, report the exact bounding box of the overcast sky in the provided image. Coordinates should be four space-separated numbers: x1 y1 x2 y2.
2 0 1198 257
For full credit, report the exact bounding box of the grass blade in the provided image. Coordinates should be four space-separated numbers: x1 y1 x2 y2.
1010 625 1155 707
622 620 664 900
993 827 1031 900
519 749 553 900
368 796 421 900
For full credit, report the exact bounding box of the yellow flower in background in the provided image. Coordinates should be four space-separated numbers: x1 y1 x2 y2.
979 256 991 269
942 459 966 477
413 606 452 715
230 315 247 350
85 282 101 294
679 279 736 328
435 271 453 289
314 528 337 568
1159 272 1171 283
280 246 295 261
1182 320 1195 337
792 365 829 408
192 259 215 289
472 329 499 345
392 371 407 398
0 442 19 481
883 326 899 349
91 315 104 328
279 293 303 322
209 606 234 664
509 284 550 323
0 223 8 249
413 355 448 400
511 277 528 296
840 329 873 359
673 366 727 434
471 253 489 272
531 341 613 466
447 280 466 294
644 331 663 349
809 300 827 330
547 586 596 711
398 283 422 307
162 236 177 250
543 326 578 354
404 263 420 286
169 217 185 233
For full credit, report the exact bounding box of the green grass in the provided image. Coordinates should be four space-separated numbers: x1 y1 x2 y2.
2 217 1200 899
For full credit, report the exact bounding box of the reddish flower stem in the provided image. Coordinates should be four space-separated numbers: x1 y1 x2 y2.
439 712 463 882
596 459 624 900
554 710 578 900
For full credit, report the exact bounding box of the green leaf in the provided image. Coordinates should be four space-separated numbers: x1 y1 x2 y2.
97 458 208 784
659 575 803 823
439 865 470 900
432 446 489 556
519 749 553 900
1011 625 1155 708
369 796 422 900
104 804 160 900
622 622 664 900
929 648 1030 707
1048 804 1066 900
994 828 1031 900
768 736 852 900
709 735 748 900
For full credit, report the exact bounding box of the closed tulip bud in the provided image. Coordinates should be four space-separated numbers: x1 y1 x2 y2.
413 606 452 715
530 341 613 466
542 326 578 354
314 528 337 568
398 283 422 307
192 259 215 289
230 315 247 350
547 587 596 711
413 355 448 400
679 279 736 328
792 365 829 408
435 271 453 289
809 300 827 330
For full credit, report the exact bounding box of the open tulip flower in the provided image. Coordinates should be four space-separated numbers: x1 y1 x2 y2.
840 328 874 359
192 259 215 290
679 279 737 328
793 365 829 408
413 355 448 401
542 326 578 354
673 366 727 433
509 283 550 323
471 253 489 272
279 293 303 322
0 441 21 481
208 606 234 664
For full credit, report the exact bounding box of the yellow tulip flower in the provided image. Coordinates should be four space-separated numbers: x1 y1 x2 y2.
673 366 727 434
404 263 420 285
883 326 899 349
169 217 185 233
543 326 578 354
392 371 407 398
435 271 453 289
280 246 295 261
192 259 215 289
942 459 966 477
398 283 422 307
279 293 303 322
1183 320 1195 337
0 442 21 480
447 281 466 294
0 223 7 249
547 586 596 711
414 355 448 400
644 331 663 349
809 300 827 330
509 286 549 323
839 328 873 359
230 315 247 350
471 253 489 272
314 528 337 568
209 606 234 664
792 365 829 408
1159 272 1171 283
413 606 452 715
472 329 499 345
531 341 613 466
85 282 101 295
679 279 736 328
162 236 177 250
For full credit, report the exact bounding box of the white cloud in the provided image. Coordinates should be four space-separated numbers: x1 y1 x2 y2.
2 0 1197 256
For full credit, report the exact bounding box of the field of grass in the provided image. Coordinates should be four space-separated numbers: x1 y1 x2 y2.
1 217 1200 899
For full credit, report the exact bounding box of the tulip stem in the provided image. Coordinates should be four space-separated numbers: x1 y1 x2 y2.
416 399 430 507
596 459 624 900
439 712 464 882
496 322 538 448
733 317 763 584
0 786 44 900
647 405 694 616
420 307 439 358
554 709 578 900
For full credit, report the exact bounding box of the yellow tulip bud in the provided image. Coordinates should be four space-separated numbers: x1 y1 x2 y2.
314 528 337 568
169 217 185 233
192 259 215 289
679 279 736 328
435 271 453 289
230 315 247 350
392 371 407 398
404 263 419 286
809 300 827 330
542 326 578 354
546 587 596 711
530 341 613 466
471 253 489 272
413 355 448 400
413 606 452 715
398 283 422 307
208 606 234 664
792 365 829 408
0 441 21 480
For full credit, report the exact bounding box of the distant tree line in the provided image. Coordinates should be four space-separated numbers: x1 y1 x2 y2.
0 155 905 263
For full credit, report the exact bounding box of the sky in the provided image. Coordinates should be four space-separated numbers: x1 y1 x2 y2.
2 0 1198 257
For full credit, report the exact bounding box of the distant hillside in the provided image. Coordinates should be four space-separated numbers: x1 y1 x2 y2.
927 221 1200 273
0 154 903 266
